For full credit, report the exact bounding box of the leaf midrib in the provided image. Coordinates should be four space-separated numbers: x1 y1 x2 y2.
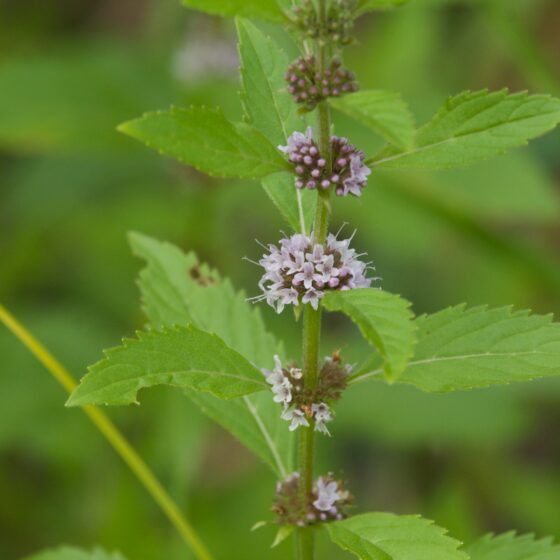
350 349 556 384
243 395 288 477
371 97 560 166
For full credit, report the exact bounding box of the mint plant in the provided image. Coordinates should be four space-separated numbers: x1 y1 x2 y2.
8 1 560 559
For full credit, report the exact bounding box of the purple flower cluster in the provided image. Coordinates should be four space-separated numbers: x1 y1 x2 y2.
285 56 358 110
273 472 353 526
254 232 372 313
262 355 334 435
279 128 371 197
313 477 343 513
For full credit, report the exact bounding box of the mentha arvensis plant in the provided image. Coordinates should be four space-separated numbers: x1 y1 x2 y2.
12 1 560 559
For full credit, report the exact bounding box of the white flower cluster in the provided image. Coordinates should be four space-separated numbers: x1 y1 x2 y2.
262 355 333 435
313 477 342 514
254 232 372 313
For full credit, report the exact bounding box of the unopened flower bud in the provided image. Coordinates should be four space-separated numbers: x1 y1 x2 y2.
279 128 371 197
284 56 359 111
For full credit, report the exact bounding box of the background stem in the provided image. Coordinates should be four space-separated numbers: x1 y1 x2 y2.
0 303 213 560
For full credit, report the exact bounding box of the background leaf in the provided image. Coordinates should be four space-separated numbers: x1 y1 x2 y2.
353 305 560 392
67 325 267 406
130 232 294 476
0 45 176 155
329 90 416 149
22 546 126 560
356 0 411 14
119 106 288 179
465 532 560 560
322 288 417 380
371 90 560 169
326 512 468 560
180 0 286 22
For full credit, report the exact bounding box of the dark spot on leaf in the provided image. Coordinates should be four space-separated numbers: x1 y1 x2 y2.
188 265 216 287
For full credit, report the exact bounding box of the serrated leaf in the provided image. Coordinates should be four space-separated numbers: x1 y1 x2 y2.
466 532 560 560
371 90 560 169
236 18 315 232
322 288 417 380
118 106 288 179
180 0 286 22
22 546 126 560
67 325 267 407
355 0 411 14
329 90 416 149
326 512 468 560
236 18 302 148
129 232 294 476
262 172 316 234
129 232 280 367
354 305 560 392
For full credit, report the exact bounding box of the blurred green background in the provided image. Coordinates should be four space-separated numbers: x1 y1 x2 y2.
1 0 560 558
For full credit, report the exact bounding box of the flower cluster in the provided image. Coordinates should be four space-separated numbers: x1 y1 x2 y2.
262 352 351 436
253 231 372 313
263 355 335 435
289 0 354 46
285 56 359 111
279 128 371 197
273 472 353 526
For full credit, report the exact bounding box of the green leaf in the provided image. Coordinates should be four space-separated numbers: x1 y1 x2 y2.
129 232 294 476
355 305 560 392
466 532 560 560
326 512 468 560
322 288 417 380
22 546 126 560
186 390 292 477
329 90 416 149
355 0 411 14
262 172 316 234
180 0 286 22
236 18 314 232
67 325 267 407
118 106 288 179
129 232 280 367
236 18 302 148
371 90 560 169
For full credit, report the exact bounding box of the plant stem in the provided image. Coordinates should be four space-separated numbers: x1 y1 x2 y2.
296 1 332 556
0 303 213 560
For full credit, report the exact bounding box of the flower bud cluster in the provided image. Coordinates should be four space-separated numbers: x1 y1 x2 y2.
285 56 359 110
279 128 371 197
289 0 355 46
273 472 353 527
262 352 351 436
253 231 372 313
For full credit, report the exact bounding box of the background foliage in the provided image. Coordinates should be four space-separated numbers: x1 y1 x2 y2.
1 0 560 558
